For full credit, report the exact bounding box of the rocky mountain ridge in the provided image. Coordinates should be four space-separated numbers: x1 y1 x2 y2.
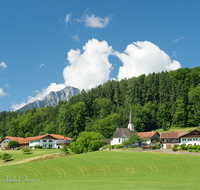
17 86 80 113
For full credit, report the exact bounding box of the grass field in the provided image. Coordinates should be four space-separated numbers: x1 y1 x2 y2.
0 150 200 190
156 127 197 133
0 149 62 166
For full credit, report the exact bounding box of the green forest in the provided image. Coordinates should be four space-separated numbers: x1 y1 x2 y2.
0 67 200 139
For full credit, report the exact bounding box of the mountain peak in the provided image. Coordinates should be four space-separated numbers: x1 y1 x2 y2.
17 86 80 113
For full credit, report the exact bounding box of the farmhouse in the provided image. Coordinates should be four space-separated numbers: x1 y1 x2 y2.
0 134 72 150
110 109 160 146
27 134 72 149
0 136 29 150
180 129 200 146
161 131 188 149
56 139 72 149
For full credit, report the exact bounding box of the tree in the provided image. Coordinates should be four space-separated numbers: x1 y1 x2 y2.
21 146 32 154
122 131 146 147
70 131 104 154
61 145 69 154
1 153 12 162
8 141 19 149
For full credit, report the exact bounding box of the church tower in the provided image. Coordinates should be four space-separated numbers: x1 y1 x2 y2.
128 108 134 131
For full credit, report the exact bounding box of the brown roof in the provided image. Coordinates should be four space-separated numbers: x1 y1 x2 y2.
113 128 132 138
0 136 28 145
179 129 200 138
161 131 188 139
138 131 159 138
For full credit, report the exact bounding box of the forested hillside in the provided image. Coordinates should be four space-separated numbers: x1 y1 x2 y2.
0 67 200 139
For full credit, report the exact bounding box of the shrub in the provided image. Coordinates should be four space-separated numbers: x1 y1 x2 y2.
22 146 32 154
46 147 52 149
174 144 179 148
8 141 19 149
192 145 198 150
1 153 12 161
180 144 186 150
16 147 20 150
114 144 123 149
61 145 69 154
172 147 178 151
189 149 192 152
102 145 112 150
195 150 198 152
155 144 161 149
197 146 200 151
34 145 42 149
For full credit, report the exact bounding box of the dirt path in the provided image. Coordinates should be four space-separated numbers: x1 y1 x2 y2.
0 153 60 167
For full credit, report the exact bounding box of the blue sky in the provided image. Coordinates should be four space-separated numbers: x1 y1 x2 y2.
0 0 200 111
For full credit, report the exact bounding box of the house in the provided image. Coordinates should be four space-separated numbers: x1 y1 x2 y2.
55 139 72 149
26 134 72 149
110 109 160 146
179 129 200 146
0 136 29 150
161 131 188 149
138 131 160 144
26 134 57 149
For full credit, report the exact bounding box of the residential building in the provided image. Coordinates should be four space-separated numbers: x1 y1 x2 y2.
180 129 200 146
161 131 188 149
0 136 28 150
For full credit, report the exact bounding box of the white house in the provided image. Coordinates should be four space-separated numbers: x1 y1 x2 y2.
27 134 57 149
26 134 72 149
180 129 200 146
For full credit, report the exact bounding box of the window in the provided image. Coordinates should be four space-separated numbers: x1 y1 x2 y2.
182 139 184 141
193 138 195 141
119 139 120 143
43 140 47 142
49 140 52 142
49 145 52 147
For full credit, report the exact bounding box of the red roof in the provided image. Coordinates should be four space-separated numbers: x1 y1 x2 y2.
161 131 188 139
25 134 72 141
0 136 29 145
0 134 72 144
138 131 159 138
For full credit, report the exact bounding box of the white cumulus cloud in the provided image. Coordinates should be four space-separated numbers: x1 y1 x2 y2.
63 38 113 90
115 41 181 80
0 61 7 69
84 14 113 28
11 39 181 111
65 12 72 26
0 88 6 97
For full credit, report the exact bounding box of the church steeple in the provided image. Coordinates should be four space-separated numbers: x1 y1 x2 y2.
129 108 132 124
128 107 134 131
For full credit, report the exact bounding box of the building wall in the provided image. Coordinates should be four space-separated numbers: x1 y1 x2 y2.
29 139 55 149
110 137 129 145
180 137 200 146
0 138 11 149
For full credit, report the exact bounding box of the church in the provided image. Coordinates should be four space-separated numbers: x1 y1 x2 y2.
110 109 160 146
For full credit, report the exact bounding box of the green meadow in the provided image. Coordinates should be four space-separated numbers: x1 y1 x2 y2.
0 150 200 190
0 149 61 166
